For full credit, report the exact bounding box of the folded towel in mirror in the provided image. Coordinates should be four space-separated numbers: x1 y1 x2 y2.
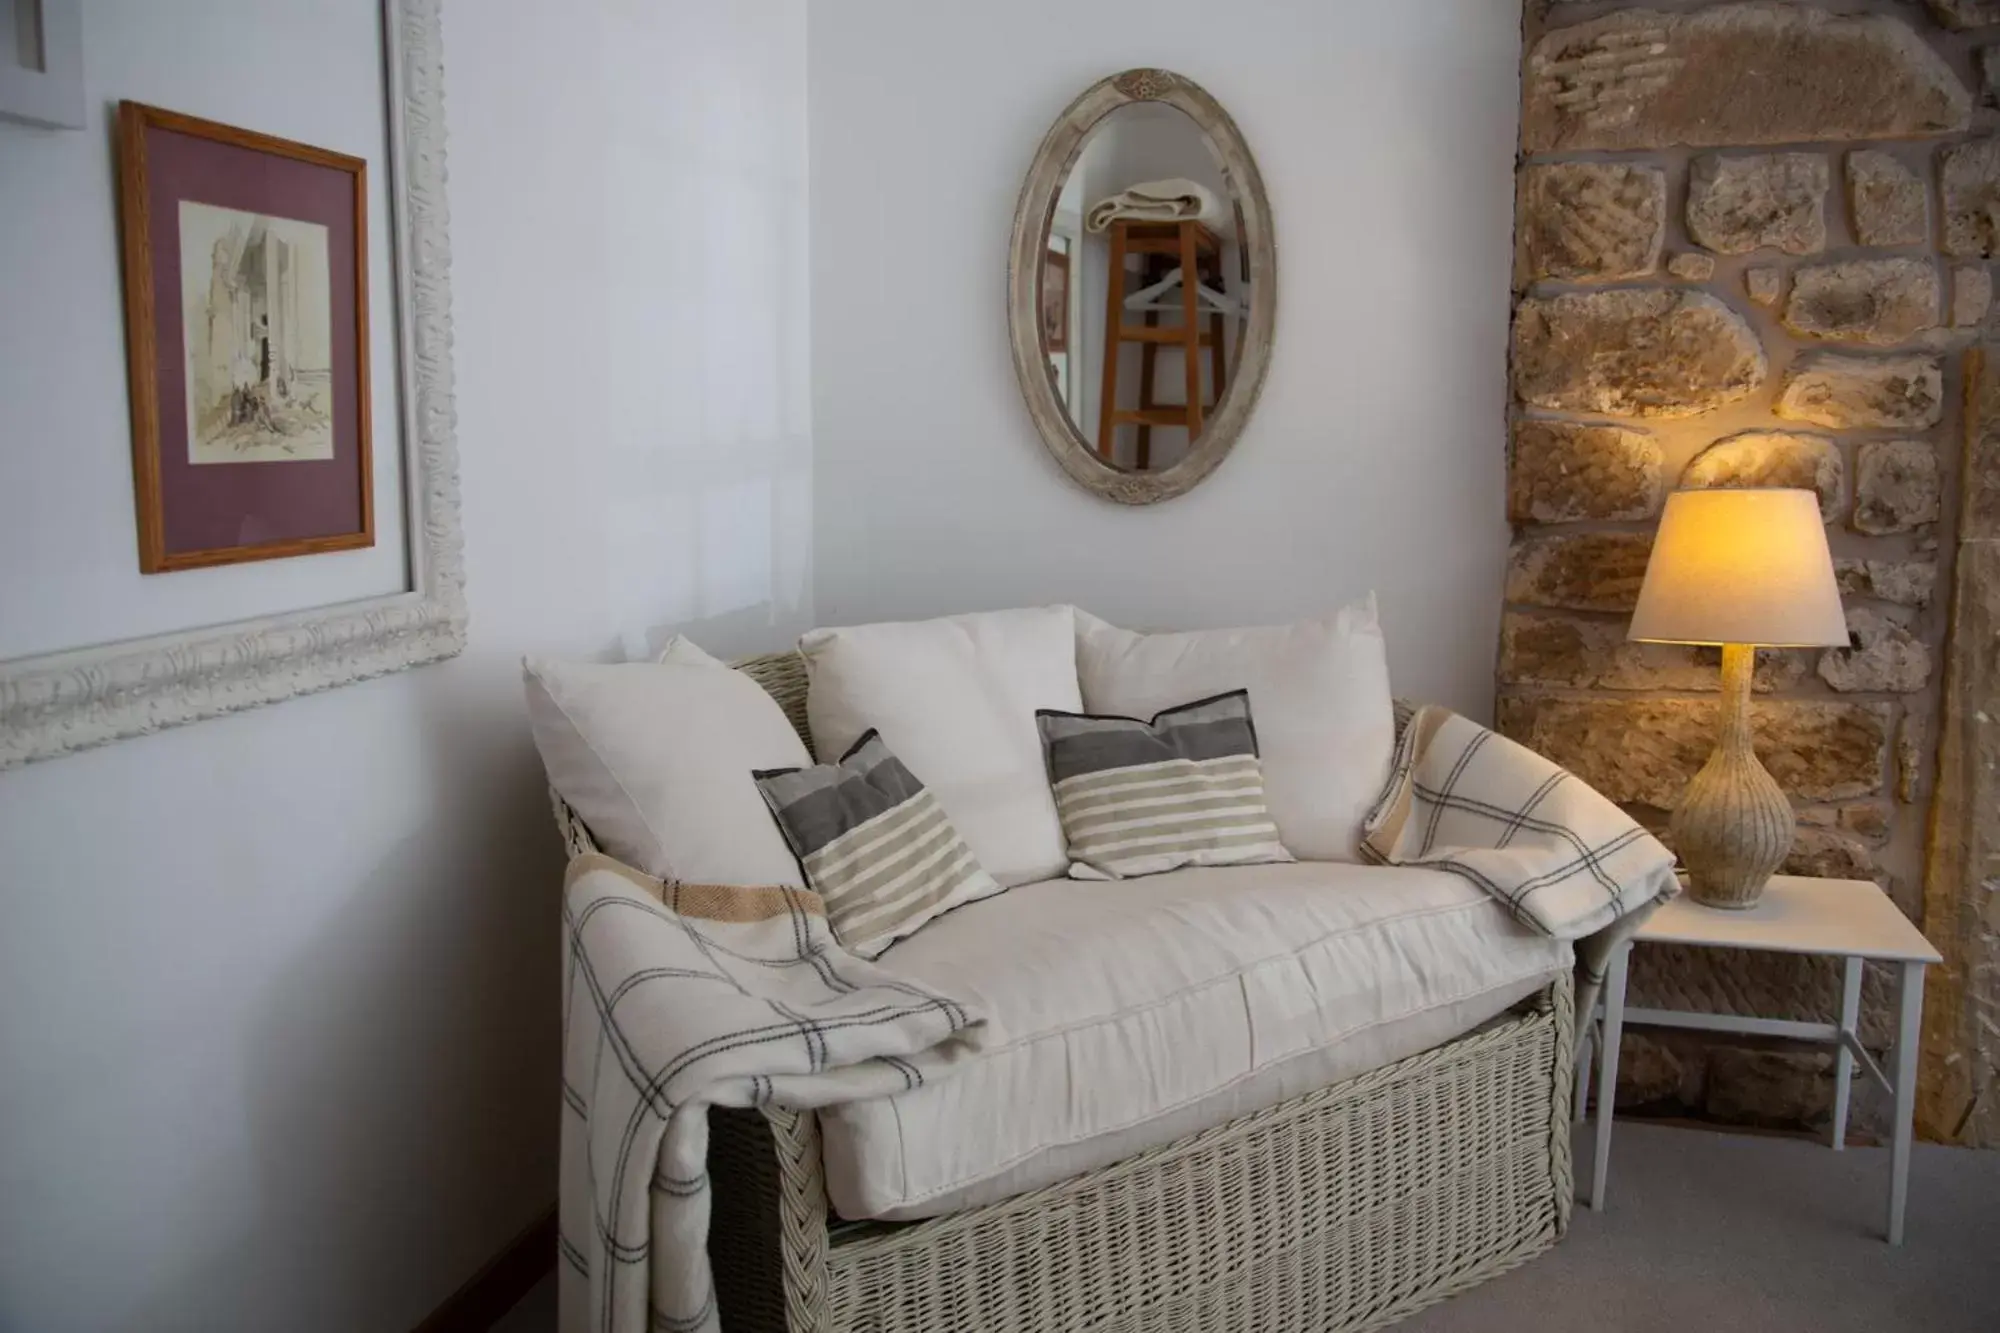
1086 177 1226 232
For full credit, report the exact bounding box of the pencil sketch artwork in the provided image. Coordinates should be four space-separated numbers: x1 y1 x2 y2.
179 199 335 465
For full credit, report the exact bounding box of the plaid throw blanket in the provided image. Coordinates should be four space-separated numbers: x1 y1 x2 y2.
560 853 986 1333
1362 704 1679 1015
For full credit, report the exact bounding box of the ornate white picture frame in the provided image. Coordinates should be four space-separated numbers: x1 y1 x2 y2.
0 0 464 769
0 0 85 130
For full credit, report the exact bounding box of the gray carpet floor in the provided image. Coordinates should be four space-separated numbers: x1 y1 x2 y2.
1402 1121 1999 1333
492 1121 2000 1332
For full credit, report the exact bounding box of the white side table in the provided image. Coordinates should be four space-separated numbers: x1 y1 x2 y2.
1577 875 1942 1244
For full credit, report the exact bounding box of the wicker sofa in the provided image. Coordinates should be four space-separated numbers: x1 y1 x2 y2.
550 649 1576 1333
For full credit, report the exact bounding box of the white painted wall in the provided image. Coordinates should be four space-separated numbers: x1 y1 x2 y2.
0 3 809 1330
0 3 1522 1324
808 0 1522 717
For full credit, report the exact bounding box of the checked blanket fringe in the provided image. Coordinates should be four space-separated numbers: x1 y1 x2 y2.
1362 704 1679 1018
559 853 987 1333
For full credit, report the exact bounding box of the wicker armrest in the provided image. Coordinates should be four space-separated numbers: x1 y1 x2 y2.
708 1105 832 1333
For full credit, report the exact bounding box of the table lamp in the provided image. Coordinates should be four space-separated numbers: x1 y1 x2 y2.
1627 488 1849 909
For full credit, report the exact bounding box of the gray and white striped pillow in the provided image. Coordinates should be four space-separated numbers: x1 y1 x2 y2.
755 731 1005 958
1038 690 1294 880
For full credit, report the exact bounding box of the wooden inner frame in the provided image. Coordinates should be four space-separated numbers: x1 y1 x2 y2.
1006 68 1276 506
116 101 374 573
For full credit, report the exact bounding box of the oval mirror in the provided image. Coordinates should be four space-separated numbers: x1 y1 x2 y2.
1009 69 1275 504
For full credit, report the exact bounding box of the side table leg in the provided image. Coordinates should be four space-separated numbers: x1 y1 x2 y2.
1888 961 1924 1245
1832 956 1863 1152
1592 941 1630 1212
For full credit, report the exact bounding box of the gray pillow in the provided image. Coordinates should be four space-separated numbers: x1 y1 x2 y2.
1038 690 1294 880
755 732 1005 958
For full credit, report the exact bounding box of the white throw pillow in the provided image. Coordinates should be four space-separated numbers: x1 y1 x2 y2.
524 637 813 885
1073 597 1395 861
799 606 1083 886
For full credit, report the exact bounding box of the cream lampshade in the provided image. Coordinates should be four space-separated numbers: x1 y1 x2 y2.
1628 489 1849 909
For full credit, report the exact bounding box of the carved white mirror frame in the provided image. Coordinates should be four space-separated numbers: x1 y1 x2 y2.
0 0 464 769
1006 68 1277 505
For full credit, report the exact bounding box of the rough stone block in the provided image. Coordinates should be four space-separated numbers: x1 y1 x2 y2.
1497 696 1891 808
1503 533 1653 613
1923 532 2000 1144
1784 827 1876 881
1942 138 2000 258
1967 345 2000 541
1926 538 2000 1144
1711 645 1810 694
1498 612 1806 693
1882 873 1923 924
1782 258 1939 346
1751 700 1897 801
1687 153 1828 256
1776 353 1943 429
1513 289 1767 418
1819 607 1933 694
1898 713 1928 805
1499 614 1672 691
1515 162 1665 284
1614 1032 1696 1110
1853 440 1942 534
1834 558 1938 608
1954 266 1993 329
1930 1 2000 33
1841 802 1895 845
1745 266 1783 306
1983 46 2000 107
1846 151 1929 248
1667 252 1716 282
1680 432 1844 521
1704 1048 1834 1129
1524 6 1969 154
1508 419 1664 523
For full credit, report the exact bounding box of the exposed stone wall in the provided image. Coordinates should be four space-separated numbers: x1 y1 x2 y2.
1508 0 1998 1141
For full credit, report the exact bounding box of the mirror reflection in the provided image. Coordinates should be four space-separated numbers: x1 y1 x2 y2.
1039 102 1247 474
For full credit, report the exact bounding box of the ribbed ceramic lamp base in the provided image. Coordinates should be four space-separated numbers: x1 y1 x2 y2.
1670 644 1794 910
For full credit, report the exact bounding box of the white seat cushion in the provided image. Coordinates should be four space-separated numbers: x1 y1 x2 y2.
1073 597 1396 861
818 861 1571 1220
800 606 1082 886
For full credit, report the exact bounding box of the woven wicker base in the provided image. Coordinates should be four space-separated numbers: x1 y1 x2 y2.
551 650 1576 1332
701 980 1572 1333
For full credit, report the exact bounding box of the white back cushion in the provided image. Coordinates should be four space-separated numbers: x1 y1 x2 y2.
1073 597 1394 861
524 637 812 885
799 606 1082 887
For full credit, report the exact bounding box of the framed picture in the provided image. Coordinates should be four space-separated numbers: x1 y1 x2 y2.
1040 240 1070 353
116 102 373 573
